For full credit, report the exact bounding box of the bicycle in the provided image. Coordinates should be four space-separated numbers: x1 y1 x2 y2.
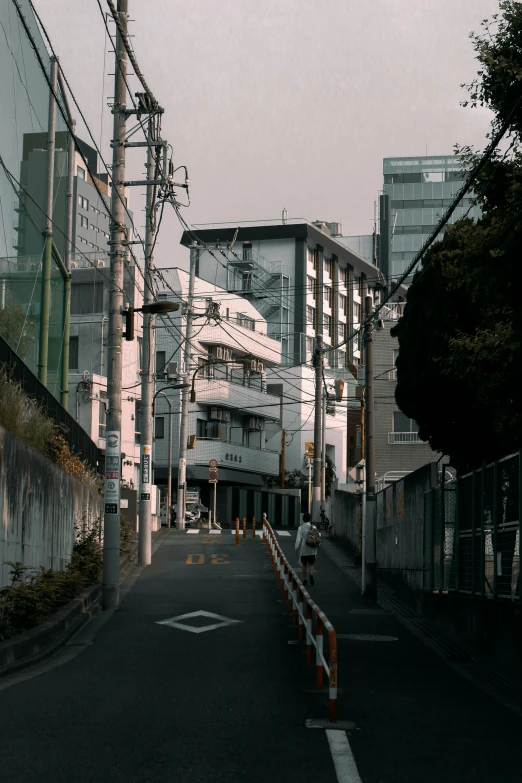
318 508 331 532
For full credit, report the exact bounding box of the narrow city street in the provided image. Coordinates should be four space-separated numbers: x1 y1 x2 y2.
1 530 521 783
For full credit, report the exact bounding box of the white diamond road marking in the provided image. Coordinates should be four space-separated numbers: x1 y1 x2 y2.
186 529 200 534
156 610 242 634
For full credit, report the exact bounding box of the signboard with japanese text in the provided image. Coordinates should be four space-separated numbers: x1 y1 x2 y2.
105 431 120 515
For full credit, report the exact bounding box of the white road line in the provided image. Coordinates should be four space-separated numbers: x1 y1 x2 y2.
275 530 291 536
186 529 200 534
326 729 363 783
209 529 221 535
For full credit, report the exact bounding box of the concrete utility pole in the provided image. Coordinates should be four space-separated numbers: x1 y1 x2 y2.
176 242 198 529
312 334 324 526
363 294 377 599
39 56 58 387
103 0 128 610
138 121 157 566
321 391 326 508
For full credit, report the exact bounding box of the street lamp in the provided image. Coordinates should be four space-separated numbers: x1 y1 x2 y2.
123 300 180 341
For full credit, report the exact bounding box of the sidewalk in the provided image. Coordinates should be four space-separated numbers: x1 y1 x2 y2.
276 531 522 783
0 529 341 783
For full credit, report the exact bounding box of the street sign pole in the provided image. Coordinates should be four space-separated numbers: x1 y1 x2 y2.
208 460 218 529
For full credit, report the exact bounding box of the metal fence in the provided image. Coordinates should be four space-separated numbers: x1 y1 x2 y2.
424 453 521 600
0 333 99 469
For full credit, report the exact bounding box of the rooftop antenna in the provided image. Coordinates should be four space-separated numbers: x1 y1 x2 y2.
282 207 288 224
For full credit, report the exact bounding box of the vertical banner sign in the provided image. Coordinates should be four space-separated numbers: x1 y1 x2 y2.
179 457 187 486
140 444 151 501
105 430 121 515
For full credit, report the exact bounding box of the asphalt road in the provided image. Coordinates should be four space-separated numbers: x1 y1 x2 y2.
0 530 340 783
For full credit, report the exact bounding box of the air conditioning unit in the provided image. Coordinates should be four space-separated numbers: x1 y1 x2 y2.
256 362 264 374
245 359 258 373
209 407 230 422
96 259 105 267
245 416 264 431
70 262 78 269
223 347 233 362
187 434 196 449
167 362 178 380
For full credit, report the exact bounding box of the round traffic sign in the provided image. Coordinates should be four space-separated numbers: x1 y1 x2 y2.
208 469 218 481
208 459 218 468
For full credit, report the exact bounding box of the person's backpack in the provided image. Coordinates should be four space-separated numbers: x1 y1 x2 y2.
306 525 321 548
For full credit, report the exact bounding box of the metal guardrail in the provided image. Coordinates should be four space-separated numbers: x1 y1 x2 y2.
262 519 338 723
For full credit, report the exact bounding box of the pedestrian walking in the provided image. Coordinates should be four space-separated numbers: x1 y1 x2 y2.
295 512 321 586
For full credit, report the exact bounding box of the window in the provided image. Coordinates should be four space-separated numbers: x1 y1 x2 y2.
324 285 332 306
390 348 399 380
237 313 255 331
339 294 347 315
306 335 314 355
323 314 332 336
353 302 361 322
338 322 346 342
340 266 349 286
307 246 316 268
77 195 89 210
77 166 85 180
393 411 418 433
324 258 332 278
196 418 207 438
306 305 315 326
78 214 88 228
71 282 104 314
156 350 166 377
307 275 315 298
155 417 165 439
99 392 107 439
69 336 79 369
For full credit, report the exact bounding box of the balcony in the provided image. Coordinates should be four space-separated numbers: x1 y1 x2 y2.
197 323 281 364
388 432 421 444
187 438 280 475
194 377 281 419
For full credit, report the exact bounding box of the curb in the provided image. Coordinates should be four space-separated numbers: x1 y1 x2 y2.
0 583 101 678
0 527 165 678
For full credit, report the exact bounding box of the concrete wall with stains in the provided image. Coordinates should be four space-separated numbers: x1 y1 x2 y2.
0 425 103 588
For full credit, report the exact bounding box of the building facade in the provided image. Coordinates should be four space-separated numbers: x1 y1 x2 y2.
379 155 482 283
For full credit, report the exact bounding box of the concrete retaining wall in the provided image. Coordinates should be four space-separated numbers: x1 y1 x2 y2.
0 425 103 588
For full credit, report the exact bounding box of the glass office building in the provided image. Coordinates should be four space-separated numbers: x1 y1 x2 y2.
379 156 482 283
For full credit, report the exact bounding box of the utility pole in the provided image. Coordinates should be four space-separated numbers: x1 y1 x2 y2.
360 388 367 593
103 0 128 610
281 429 286 488
312 334 323 526
176 242 198 529
321 391 326 508
39 56 58 387
138 119 157 566
363 294 377 599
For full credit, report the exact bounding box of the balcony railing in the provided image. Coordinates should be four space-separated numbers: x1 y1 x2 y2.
187 438 280 475
194 377 281 419
388 432 421 444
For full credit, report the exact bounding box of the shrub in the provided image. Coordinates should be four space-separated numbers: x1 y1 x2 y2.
0 521 103 642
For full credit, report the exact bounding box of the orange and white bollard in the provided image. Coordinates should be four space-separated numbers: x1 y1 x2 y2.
328 628 338 723
235 517 240 546
305 603 313 665
243 516 247 540
298 589 304 641
252 516 256 540
316 615 324 690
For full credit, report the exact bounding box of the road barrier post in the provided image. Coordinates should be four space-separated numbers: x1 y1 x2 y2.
316 616 324 690
235 517 240 546
243 516 247 540
252 516 256 540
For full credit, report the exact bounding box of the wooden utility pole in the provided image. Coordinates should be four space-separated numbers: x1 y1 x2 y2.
281 429 286 487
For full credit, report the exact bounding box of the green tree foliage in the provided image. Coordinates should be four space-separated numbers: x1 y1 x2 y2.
392 2 522 473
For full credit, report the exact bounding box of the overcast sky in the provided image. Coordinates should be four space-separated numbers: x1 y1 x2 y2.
35 0 500 270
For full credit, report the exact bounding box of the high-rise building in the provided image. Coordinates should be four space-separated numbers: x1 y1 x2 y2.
379 155 482 284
